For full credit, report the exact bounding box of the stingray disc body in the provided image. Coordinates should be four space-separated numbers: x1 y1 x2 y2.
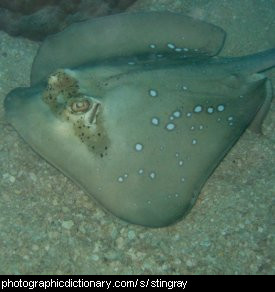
4 12 275 227
5 60 271 227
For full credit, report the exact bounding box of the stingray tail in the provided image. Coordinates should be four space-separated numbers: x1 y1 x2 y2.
219 48 275 74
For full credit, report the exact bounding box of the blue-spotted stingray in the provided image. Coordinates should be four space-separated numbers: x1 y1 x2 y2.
4 12 275 227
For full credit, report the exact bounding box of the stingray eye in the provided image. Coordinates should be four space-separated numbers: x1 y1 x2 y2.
71 99 91 113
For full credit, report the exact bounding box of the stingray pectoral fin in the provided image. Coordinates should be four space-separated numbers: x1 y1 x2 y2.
4 85 55 148
4 83 95 185
4 86 43 127
31 12 226 85
248 78 273 133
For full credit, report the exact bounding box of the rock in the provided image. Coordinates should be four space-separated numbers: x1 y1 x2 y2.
0 0 137 40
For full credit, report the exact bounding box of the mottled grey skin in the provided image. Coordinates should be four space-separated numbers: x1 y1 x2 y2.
4 12 275 227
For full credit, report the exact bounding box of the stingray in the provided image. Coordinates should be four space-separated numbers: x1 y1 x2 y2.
4 12 275 227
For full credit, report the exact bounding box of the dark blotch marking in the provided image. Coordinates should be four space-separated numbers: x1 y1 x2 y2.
42 70 81 115
73 116 110 157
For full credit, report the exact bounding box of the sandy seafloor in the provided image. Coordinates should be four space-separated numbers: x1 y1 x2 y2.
0 0 274 274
